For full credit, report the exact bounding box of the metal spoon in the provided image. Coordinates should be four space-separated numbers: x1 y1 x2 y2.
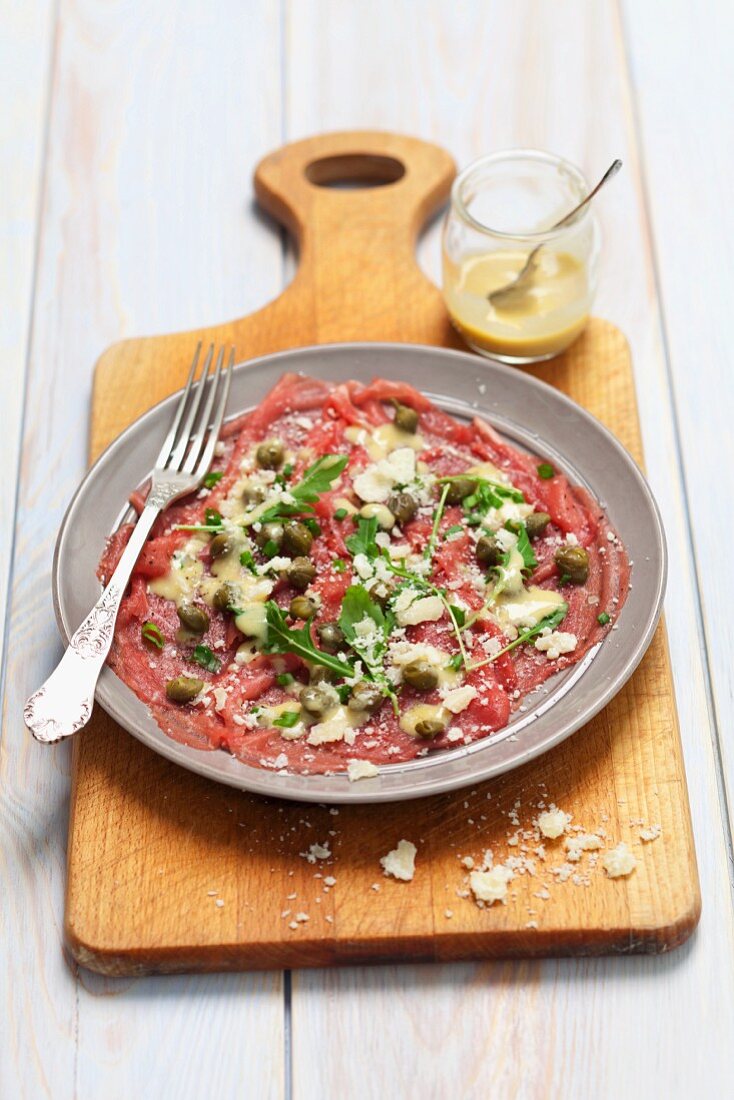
487 158 622 306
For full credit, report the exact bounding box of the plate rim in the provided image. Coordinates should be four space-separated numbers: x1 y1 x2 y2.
53 341 667 803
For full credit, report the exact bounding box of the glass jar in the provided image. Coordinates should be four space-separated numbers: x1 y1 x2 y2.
442 150 600 364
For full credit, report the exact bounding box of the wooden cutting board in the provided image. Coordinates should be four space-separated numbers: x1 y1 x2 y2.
66 132 700 974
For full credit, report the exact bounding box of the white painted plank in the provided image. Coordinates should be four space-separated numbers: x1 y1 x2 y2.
1 2 286 1098
623 0 734 829
0 0 53 664
285 2 734 1096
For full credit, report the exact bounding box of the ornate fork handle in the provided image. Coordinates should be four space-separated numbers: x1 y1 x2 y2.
24 503 163 743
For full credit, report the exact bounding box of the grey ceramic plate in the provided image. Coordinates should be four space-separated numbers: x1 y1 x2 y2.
54 343 666 803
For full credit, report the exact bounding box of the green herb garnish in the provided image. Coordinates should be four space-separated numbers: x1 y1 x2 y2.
449 605 466 628
446 524 464 537
263 539 280 559
346 515 379 560
240 549 258 573
468 604 569 670
338 585 398 711
141 621 165 649
191 644 221 673
273 710 300 728
504 521 538 573
447 652 464 671
333 559 346 573
424 483 450 562
537 463 555 479
559 573 571 586
597 611 611 625
276 672 295 687
334 508 348 521
205 508 223 527
253 454 349 525
264 601 354 678
203 471 223 489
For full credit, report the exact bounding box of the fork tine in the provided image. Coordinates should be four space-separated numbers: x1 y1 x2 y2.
167 344 214 469
154 343 201 467
193 348 235 478
182 345 225 474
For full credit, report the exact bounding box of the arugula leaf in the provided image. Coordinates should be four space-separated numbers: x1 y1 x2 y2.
256 454 349 525
446 524 464 537
203 471 223 489
276 672 295 687
263 601 354 678
334 508 348 521
333 559 346 573
205 508 223 527
424 483 450 562
449 605 466 628
338 585 397 710
240 549 258 574
469 604 569 669
438 475 525 516
141 621 165 649
191 644 222 673
346 515 379 560
504 521 538 572
447 652 464 671
273 710 300 728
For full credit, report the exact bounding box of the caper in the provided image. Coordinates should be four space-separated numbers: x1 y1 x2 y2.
443 476 477 505
209 531 232 559
213 582 240 613
176 603 210 634
391 399 419 434
299 683 338 718
166 676 204 704
255 522 284 551
387 491 418 527
310 665 339 685
525 511 551 540
288 556 316 591
317 621 345 654
290 594 317 619
476 534 502 567
402 660 439 692
242 482 266 505
414 717 447 739
282 521 313 557
347 681 383 715
256 440 285 469
554 544 590 585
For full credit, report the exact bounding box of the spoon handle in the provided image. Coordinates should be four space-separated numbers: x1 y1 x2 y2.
553 158 622 230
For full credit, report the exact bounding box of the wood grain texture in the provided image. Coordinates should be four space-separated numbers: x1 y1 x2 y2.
65 130 698 975
0 3 286 1097
284 3 734 1099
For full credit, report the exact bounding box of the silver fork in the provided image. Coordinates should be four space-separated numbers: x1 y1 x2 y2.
24 342 234 743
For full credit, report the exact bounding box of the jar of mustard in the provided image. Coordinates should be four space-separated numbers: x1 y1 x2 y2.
442 150 601 364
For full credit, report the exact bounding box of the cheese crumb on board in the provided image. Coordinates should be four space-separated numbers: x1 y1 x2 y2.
469 865 514 905
564 833 603 862
347 759 380 782
639 824 662 842
380 839 417 882
537 806 570 839
602 842 638 878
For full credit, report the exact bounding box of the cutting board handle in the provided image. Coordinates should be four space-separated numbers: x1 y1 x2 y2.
254 131 456 307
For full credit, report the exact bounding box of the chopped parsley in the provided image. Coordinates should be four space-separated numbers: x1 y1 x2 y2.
240 549 258 573
333 559 346 573
597 611 611 625
205 508 223 527
272 710 300 728
141 621 165 649
191 644 221 673
537 463 555 479
334 508 348 521
203 470 223 489
276 672 295 687
446 524 464 537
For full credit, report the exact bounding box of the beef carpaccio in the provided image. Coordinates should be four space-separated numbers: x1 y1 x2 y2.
99 374 630 777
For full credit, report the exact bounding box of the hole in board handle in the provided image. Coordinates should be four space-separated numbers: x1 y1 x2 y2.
305 154 406 190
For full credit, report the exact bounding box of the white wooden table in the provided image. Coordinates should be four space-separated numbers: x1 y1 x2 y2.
3 2 733 1096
